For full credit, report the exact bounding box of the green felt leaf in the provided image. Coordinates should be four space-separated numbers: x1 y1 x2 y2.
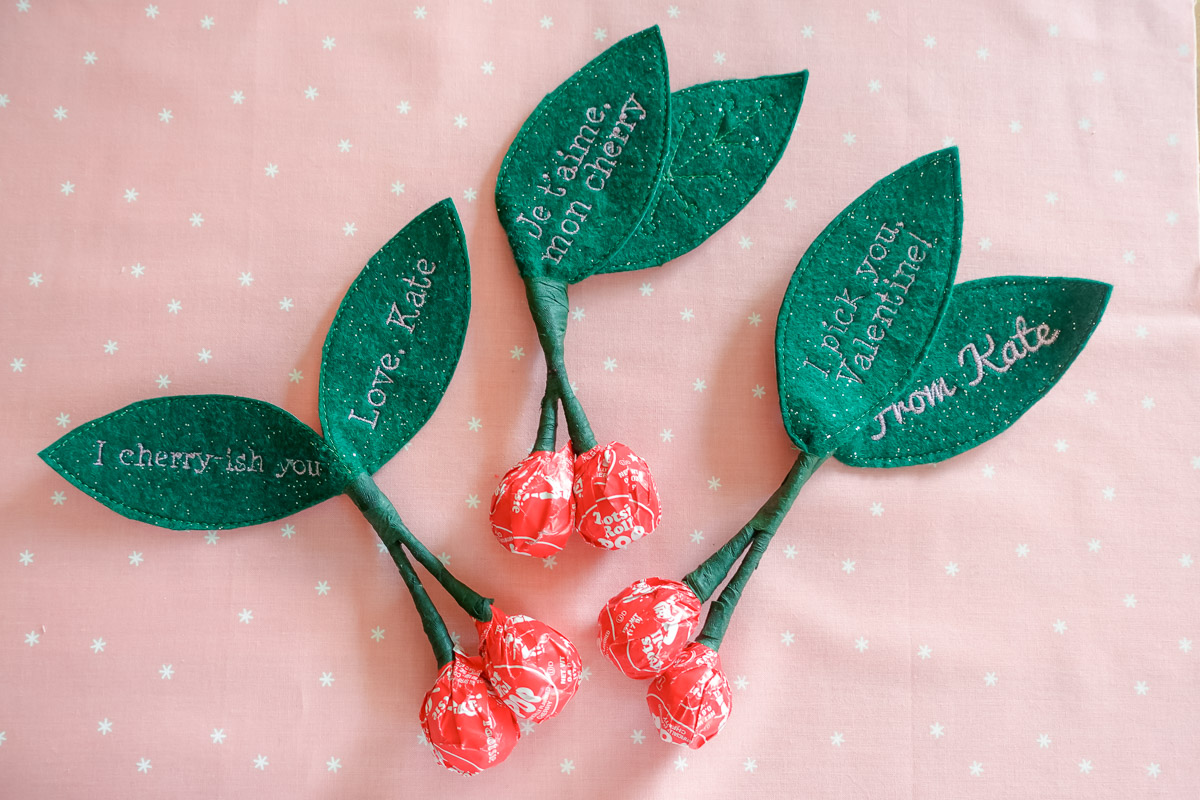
603 71 809 273
319 199 471 474
495 26 671 284
38 395 352 530
776 148 963 456
834 276 1112 467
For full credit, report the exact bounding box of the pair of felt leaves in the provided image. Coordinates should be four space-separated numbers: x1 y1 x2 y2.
776 147 1112 467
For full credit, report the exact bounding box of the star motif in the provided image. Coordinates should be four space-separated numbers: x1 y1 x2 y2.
130 263 146 277
1169 211 1181 226
1093 70 1106 83
463 187 478 202
467 417 483 432
1178 637 1192 653
204 532 218 544
977 47 989 60
320 671 334 686
254 754 269 770
159 664 174 679
103 339 119 355
453 114 468 129
280 524 296 539
1079 117 1092 130
1009 120 1022 133
1045 192 1059 206
1088 539 1101 553
1048 24 1059 37
15 0 28 11
510 346 524 360
1078 759 1093 774
783 197 796 211
713 51 726 65
264 163 278 177
1037 733 1051 748
391 181 405 195
667 5 680 18
1181 554 1193 567
930 723 945 738
370 627 385 642
211 728 226 744
969 762 983 777
680 308 695 321
830 732 844 746
868 79 881 93
1146 763 1161 778
18 550 33 565
343 222 357 236
1102 487 1115 501
693 378 706 392
60 180 75 196
465 494 480 509
305 86 319 100
639 282 654 296
781 631 795 646
942 135 955 147
395 100 410 114
783 545 797 559
571 307 585 321
801 25 814 38
854 637 869 652
29 272 44 286
53 106 68 121
278 297 293 311
1055 439 1068 452
55 412 70 427
539 15 552 29
11 358 26 372
238 271 253 286
981 465 995 478
156 375 171 388
603 357 617 372
1124 250 1136 264
51 491 66 505
560 759 575 774
867 10 881 22
1016 544 1030 557
237 609 253 624
660 429 674 443
145 4 158 18
707 477 721 491
98 718 113 735
124 188 139 202
1141 396 1155 409
917 645 932 660
322 36 335 50
1135 680 1149 695
1053 620 1067 634
984 672 997 686
841 559 856 574
25 631 40 646
327 757 342 773
200 16 214 29
167 299 181 314
413 6 426 19
594 28 607 41
843 132 857 145
923 35 936 48
136 758 152 773
752 385 766 399
190 212 204 227
481 61 494 75
337 138 352 153
689 530 703 543
1113 169 1125 183
91 637 105 652
579 667 591 681
743 757 757 772
1123 594 1137 608
158 108 173 123
870 502 883 517
438 552 451 567
739 236 753 249
674 754 688 771
542 555 557 569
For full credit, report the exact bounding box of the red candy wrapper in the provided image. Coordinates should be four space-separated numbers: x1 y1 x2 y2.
597 577 702 679
645 642 732 749
419 653 521 775
477 607 583 722
490 445 574 558
573 442 661 550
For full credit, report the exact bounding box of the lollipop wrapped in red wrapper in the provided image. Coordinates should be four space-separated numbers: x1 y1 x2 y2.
490 445 574 557
419 653 522 776
477 607 583 722
646 642 732 748
597 578 702 679
573 442 661 550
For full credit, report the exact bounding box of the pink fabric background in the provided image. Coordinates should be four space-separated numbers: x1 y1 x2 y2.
2 1 1198 797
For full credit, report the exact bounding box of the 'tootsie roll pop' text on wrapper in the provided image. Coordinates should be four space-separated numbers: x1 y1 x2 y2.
491 26 809 557
594 148 1113 748
38 200 584 775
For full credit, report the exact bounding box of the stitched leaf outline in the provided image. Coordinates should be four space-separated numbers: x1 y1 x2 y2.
319 199 471 474
38 395 352 530
776 148 962 456
604 71 809 273
495 26 671 284
834 276 1112 467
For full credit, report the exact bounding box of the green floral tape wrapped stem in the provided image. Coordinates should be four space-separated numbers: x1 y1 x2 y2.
532 372 561 454
525 277 597 452
387 532 456 668
690 451 826 648
345 472 494 622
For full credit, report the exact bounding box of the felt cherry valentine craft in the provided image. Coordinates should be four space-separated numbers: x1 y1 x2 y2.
491 25 809 556
477 607 583 722
490 445 575 557
597 578 701 679
38 200 581 774
596 148 1112 747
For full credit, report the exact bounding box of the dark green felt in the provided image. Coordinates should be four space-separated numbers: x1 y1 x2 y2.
834 276 1112 467
319 199 471 475
495 26 671 285
776 148 962 456
38 395 352 530
605 71 809 273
